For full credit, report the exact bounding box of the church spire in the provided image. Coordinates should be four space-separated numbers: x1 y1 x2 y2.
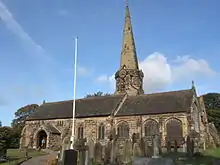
120 2 139 70
114 3 144 96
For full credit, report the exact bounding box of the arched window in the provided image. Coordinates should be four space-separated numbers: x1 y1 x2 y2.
117 122 129 138
144 119 159 137
166 118 183 146
77 125 84 139
98 123 105 139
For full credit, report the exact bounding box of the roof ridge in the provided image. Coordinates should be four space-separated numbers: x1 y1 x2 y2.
134 88 192 97
42 94 125 105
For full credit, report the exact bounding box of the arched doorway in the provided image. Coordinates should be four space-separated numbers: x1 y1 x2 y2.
37 130 47 149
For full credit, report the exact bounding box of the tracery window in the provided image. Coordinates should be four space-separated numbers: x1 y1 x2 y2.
98 123 105 139
166 118 183 146
117 121 129 138
77 125 84 139
144 119 159 137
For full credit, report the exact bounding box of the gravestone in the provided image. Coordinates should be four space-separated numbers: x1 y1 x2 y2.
94 142 103 164
132 133 141 157
166 141 171 153
110 134 118 165
186 136 194 158
152 135 160 158
104 141 111 164
74 139 88 165
139 138 146 156
120 139 132 165
63 149 78 165
146 136 153 157
182 137 187 152
87 137 95 165
174 140 178 153
60 137 71 162
133 143 141 157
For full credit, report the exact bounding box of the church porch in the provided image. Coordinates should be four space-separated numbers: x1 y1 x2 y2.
32 124 61 150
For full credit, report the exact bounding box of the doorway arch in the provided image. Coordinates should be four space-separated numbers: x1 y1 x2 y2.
37 130 47 149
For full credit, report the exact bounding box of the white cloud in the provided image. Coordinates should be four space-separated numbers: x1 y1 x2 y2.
0 1 46 56
96 52 216 93
171 55 215 81
77 66 92 76
96 75 109 82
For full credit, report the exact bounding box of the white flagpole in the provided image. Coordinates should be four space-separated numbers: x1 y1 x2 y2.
70 36 78 149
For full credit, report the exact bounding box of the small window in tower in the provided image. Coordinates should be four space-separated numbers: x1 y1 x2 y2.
128 27 131 30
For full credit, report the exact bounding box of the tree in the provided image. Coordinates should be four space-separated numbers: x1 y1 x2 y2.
0 126 17 150
85 91 111 98
203 93 220 132
11 104 39 132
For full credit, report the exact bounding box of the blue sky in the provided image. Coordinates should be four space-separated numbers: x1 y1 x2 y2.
0 0 220 126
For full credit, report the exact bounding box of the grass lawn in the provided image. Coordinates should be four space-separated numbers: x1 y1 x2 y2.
204 147 220 158
0 149 47 165
173 148 220 165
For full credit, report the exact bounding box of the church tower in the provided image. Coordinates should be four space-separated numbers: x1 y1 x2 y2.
115 4 144 96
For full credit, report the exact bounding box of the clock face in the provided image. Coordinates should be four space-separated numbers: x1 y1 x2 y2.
119 70 126 78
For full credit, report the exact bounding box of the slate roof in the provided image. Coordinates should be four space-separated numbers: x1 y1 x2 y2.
27 94 125 120
27 89 194 121
116 89 193 116
44 124 61 134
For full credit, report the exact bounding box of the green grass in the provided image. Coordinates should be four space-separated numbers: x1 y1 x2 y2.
204 147 220 158
172 148 220 165
0 149 46 165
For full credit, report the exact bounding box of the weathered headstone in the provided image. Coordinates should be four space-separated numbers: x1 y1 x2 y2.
63 149 78 165
182 137 187 153
133 143 141 157
120 139 132 165
132 133 141 157
166 141 171 153
87 138 95 165
152 135 160 158
146 136 153 157
60 137 71 161
186 136 194 158
139 138 146 157
174 140 178 153
104 141 111 164
74 139 88 165
94 142 103 164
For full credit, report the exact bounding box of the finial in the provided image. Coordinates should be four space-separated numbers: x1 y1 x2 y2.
125 0 129 7
192 80 195 88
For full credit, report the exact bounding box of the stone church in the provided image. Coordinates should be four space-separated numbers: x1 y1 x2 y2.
20 5 211 151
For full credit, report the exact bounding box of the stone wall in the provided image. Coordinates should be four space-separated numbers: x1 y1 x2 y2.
49 133 62 150
21 112 188 150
